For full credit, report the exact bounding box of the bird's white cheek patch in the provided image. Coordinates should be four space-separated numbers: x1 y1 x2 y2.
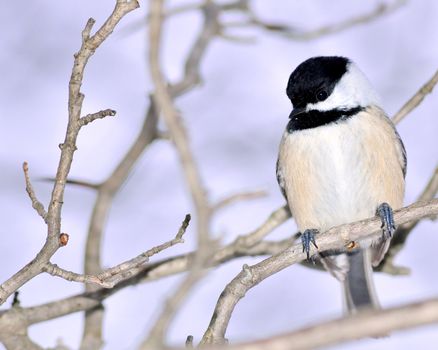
307 63 380 112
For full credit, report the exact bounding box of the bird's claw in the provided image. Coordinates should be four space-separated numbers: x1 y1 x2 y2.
377 202 396 240
301 229 319 261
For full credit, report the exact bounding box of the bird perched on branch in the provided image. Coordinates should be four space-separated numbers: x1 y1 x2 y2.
276 56 406 313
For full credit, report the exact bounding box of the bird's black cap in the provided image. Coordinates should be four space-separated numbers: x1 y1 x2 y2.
286 56 349 108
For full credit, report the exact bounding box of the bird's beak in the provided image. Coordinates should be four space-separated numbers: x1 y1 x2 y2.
289 107 306 119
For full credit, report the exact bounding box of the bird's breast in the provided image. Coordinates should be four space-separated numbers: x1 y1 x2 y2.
278 108 404 232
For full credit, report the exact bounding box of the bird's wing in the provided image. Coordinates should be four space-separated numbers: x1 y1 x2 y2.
371 109 407 266
394 127 407 179
276 157 287 200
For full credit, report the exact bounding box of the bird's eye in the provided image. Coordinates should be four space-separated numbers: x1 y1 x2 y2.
316 90 328 102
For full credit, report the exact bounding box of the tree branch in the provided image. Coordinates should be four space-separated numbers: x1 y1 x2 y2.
40 177 100 190
44 214 190 288
79 109 116 127
0 0 138 308
220 297 438 350
236 0 406 41
200 199 438 345
169 1 221 97
22 162 48 222
392 67 438 124
213 190 268 212
0 238 290 337
0 199 434 344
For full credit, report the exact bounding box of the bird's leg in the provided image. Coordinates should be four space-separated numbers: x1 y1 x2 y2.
376 202 396 240
301 229 319 261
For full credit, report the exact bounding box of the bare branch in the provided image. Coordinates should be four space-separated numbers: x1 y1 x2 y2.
133 207 291 285
0 0 138 307
1 335 44 350
22 162 47 222
418 166 438 203
3 292 438 350
218 32 256 43
246 0 406 41
139 264 209 349
200 199 438 345
79 109 116 127
43 264 106 286
39 177 100 190
215 205 290 261
0 200 434 339
44 214 190 288
0 240 289 335
165 1 202 17
134 206 291 285
220 297 438 350
392 68 438 124
169 1 221 97
176 214 192 240
213 190 267 212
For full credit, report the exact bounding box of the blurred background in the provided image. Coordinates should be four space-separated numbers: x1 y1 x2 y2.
0 0 437 349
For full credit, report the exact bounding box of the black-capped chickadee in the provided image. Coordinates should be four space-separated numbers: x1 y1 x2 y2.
276 56 406 313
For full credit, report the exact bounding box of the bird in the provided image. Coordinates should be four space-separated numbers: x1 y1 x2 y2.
276 56 406 313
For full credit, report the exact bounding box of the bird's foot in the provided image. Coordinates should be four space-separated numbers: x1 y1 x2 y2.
301 229 319 261
376 202 396 240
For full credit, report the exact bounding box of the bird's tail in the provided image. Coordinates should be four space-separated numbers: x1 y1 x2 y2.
342 249 380 314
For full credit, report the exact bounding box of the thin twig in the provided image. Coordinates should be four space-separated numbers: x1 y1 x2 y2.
22 162 48 222
246 0 406 41
130 206 291 285
224 297 438 350
214 205 290 261
79 109 116 126
213 190 268 212
200 297 438 350
165 1 202 17
44 214 190 288
169 1 221 97
392 68 438 124
39 177 100 190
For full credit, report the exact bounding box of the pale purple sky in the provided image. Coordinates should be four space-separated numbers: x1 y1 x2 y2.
1 1 437 349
